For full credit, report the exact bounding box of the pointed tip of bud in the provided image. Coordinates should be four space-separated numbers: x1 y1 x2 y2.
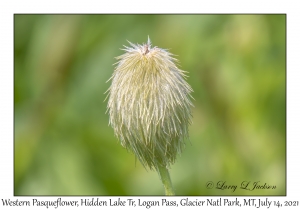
147 35 151 46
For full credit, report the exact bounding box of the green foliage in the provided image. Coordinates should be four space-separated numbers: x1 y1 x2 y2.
14 14 286 195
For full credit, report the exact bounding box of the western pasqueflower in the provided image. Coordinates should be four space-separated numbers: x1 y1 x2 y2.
106 37 193 194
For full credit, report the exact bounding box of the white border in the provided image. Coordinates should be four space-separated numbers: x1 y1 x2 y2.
1 1 299 210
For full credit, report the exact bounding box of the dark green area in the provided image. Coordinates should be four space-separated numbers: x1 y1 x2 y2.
14 14 286 195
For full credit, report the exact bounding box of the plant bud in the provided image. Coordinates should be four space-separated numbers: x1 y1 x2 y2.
106 37 193 170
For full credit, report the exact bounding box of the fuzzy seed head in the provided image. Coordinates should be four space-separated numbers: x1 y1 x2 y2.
106 37 193 170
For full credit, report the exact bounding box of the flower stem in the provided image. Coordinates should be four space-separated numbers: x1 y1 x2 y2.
157 164 175 195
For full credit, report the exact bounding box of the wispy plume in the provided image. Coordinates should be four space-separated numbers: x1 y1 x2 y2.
106 37 194 195
107 37 193 171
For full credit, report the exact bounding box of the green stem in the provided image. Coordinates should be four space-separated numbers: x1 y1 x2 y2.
157 164 175 195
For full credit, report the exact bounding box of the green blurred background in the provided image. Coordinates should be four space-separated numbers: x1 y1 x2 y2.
14 14 286 195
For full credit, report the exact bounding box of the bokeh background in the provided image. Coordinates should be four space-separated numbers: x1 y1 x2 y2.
14 14 286 195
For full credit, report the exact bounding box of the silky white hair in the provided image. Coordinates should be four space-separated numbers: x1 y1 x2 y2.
106 37 193 170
